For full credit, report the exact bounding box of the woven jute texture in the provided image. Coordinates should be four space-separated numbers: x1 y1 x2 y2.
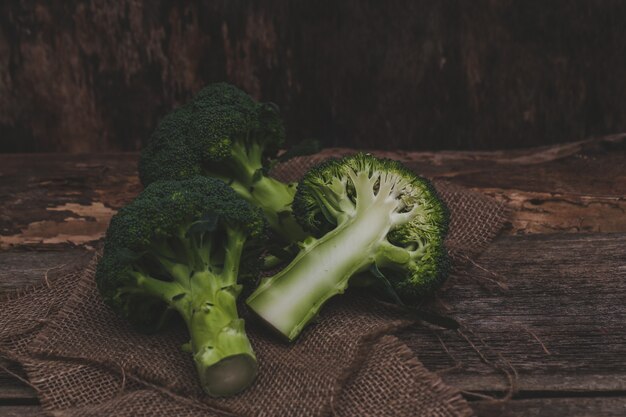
0 153 506 417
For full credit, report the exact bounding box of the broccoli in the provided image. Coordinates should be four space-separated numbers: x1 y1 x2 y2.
138 83 307 242
96 177 266 397
246 154 449 341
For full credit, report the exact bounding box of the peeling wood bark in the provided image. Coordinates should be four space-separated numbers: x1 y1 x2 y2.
0 153 140 247
0 203 115 246
481 189 626 234
1 136 623 247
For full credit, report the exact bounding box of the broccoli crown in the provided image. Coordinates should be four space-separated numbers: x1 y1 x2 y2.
101 176 265 255
247 154 450 341
139 83 285 186
97 176 265 323
96 176 265 396
137 83 307 243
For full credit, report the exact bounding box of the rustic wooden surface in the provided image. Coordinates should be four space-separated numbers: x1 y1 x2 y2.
0 134 625 416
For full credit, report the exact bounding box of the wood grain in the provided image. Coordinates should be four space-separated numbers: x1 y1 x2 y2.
0 406 41 416
1 135 623 248
2 235 624 394
0 248 91 292
473 397 626 417
1 233 625 416
0 361 35 402
402 233 626 393
3 2 626 152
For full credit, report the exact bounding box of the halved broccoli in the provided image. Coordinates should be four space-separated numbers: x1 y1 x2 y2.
246 154 449 341
96 177 266 397
138 83 306 242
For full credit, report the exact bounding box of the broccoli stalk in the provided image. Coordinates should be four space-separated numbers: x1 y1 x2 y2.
142 229 254 396
246 154 449 341
215 141 303 243
97 177 266 396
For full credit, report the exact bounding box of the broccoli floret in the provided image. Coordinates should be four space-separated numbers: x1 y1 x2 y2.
246 154 449 341
96 177 266 397
139 83 306 242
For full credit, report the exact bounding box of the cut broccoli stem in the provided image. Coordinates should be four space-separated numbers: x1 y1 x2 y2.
168 268 257 397
247 166 427 341
247 197 398 341
132 231 257 397
125 265 258 396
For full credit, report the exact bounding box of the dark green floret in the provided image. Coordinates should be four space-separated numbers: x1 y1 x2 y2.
247 154 449 341
96 177 265 397
139 83 306 242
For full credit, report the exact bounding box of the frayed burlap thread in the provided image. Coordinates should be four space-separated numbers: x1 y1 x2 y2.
0 152 505 417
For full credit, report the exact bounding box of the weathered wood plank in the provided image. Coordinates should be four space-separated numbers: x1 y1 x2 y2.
402 233 626 392
3 398 626 417
473 397 626 417
0 406 42 417
0 248 92 293
2 399 626 417
1 136 624 248
2 233 626 417
0 154 140 247
1 233 625 395
477 189 625 234
0 361 36 401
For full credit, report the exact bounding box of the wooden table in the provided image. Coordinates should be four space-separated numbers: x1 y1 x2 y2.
1 135 625 416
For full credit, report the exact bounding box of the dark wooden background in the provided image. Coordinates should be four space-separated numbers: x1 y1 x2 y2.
2 0 626 153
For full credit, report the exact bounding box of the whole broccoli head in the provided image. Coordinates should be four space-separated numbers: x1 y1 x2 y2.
139 83 306 242
96 176 266 397
246 154 449 341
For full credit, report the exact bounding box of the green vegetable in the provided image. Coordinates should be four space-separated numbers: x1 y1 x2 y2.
96 177 266 397
138 83 307 242
246 154 449 341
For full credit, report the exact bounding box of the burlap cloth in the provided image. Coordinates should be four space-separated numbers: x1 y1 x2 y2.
0 153 506 417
